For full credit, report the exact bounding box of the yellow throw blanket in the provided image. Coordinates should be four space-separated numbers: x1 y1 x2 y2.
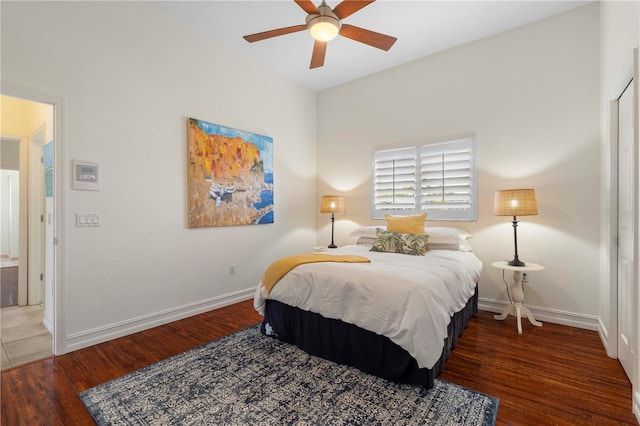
261 253 371 296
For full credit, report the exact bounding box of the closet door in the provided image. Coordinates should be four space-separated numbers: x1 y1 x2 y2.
617 80 634 380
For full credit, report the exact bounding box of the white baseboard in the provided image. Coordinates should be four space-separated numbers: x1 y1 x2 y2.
634 391 640 424
63 287 256 354
478 297 599 331
597 316 609 341
42 315 53 335
597 317 617 358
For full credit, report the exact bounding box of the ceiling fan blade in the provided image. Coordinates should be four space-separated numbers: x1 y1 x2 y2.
310 40 327 69
243 25 308 43
332 0 375 20
294 0 319 15
339 24 397 51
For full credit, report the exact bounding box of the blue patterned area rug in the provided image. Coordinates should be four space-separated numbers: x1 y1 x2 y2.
79 325 498 425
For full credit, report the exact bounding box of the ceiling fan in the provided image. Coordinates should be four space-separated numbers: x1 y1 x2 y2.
242 0 397 69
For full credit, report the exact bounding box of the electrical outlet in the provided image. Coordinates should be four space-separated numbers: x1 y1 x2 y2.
229 264 236 275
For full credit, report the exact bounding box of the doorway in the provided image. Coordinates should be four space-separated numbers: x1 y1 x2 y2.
0 95 55 370
1 139 20 307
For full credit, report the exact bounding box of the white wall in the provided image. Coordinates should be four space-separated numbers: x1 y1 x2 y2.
1 1 317 351
317 4 601 328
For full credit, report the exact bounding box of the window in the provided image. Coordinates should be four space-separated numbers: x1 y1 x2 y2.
371 138 477 221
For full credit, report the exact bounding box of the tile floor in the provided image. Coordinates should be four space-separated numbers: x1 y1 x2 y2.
1 304 52 371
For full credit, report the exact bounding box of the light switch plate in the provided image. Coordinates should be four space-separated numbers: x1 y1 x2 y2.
76 212 100 227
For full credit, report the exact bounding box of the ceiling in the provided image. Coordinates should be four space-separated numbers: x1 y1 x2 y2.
153 1 592 92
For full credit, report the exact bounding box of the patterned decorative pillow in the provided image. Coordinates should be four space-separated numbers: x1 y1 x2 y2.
396 232 429 255
370 228 398 253
370 228 428 256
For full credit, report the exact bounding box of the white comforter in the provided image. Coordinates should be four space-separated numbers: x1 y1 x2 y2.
253 245 483 369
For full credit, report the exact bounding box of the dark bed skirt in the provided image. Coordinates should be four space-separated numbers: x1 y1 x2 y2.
261 285 478 389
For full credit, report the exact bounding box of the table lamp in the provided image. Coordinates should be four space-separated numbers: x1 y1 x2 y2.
320 195 344 248
494 189 538 266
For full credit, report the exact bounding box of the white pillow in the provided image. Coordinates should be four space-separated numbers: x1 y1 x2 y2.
426 227 472 242
427 241 461 250
459 240 473 252
356 236 377 246
349 226 381 238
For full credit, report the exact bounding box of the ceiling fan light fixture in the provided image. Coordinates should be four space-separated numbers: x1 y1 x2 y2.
308 15 341 42
242 0 396 70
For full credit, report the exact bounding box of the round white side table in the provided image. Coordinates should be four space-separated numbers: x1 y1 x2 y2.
492 261 544 334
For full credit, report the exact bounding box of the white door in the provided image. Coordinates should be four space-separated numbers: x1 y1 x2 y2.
618 80 634 380
27 125 45 306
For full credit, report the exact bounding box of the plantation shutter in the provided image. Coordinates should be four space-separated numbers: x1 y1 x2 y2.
371 138 476 221
420 139 476 220
372 147 418 216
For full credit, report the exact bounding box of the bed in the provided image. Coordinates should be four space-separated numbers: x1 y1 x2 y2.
253 226 483 389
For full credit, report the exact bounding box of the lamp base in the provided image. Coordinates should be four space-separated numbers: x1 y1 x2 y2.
508 257 525 267
328 243 337 249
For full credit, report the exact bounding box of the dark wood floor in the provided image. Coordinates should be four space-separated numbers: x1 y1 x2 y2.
1 300 636 425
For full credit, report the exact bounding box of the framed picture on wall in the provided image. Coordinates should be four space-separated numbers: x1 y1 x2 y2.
187 117 273 228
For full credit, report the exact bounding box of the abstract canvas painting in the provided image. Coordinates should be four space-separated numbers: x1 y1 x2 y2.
187 118 273 228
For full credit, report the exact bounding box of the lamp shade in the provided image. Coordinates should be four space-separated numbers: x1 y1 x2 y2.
494 189 538 216
320 196 345 214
